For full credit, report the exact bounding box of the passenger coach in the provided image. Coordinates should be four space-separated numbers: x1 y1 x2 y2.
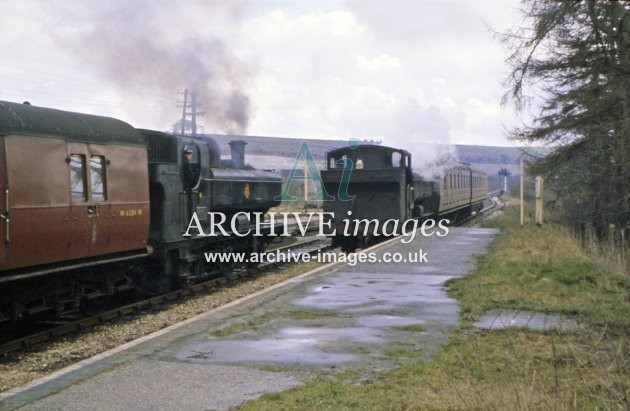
0 100 150 275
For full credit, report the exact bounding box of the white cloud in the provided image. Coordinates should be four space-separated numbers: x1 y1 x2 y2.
464 98 503 125
356 54 401 71
0 0 523 147
245 9 364 40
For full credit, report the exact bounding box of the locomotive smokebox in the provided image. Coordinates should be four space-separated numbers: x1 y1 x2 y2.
229 140 247 168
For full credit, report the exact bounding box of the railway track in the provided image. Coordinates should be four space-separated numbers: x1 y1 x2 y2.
0 237 331 356
459 195 503 227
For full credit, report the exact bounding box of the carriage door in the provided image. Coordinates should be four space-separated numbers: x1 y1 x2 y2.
0 136 6 262
86 147 110 257
67 143 92 260
67 143 113 258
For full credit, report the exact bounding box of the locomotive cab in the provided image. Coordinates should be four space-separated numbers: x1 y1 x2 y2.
321 144 417 250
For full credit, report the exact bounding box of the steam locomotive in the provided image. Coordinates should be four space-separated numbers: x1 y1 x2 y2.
0 100 282 321
320 144 487 251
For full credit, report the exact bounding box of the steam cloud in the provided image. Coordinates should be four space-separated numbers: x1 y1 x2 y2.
379 103 460 179
53 0 252 133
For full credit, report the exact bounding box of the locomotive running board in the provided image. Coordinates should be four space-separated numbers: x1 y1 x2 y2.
0 252 149 285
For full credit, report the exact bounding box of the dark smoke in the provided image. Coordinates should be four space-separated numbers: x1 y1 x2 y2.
51 0 252 133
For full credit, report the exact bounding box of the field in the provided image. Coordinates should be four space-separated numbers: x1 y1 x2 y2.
239 202 630 410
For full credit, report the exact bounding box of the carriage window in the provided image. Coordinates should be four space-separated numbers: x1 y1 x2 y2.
90 156 107 202
392 152 401 167
329 157 336 169
356 159 364 169
70 154 86 201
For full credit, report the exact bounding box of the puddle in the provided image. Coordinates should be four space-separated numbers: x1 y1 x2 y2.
475 310 578 331
356 315 423 327
278 326 386 344
178 338 358 365
295 272 456 312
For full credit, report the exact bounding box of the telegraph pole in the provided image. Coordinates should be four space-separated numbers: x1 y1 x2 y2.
177 89 188 134
191 92 198 136
535 176 544 226
520 157 524 226
176 89 204 135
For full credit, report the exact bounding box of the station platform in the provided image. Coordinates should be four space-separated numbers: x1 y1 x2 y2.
1 227 498 411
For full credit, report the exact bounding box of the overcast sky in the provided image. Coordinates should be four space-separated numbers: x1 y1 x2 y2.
0 0 525 147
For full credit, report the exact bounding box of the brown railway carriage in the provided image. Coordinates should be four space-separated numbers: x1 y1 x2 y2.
0 101 150 277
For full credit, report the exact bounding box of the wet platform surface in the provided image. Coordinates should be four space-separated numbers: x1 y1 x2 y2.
1 227 498 411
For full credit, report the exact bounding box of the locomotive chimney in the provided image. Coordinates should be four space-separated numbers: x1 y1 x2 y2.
229 140 247 168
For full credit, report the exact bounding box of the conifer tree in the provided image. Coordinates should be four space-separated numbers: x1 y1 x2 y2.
502 1 630 236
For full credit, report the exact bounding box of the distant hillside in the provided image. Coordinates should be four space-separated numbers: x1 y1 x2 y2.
207 133 345 160
197 133 545 192
205 133 539 169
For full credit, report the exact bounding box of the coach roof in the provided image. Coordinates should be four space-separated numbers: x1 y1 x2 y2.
0 100 145 146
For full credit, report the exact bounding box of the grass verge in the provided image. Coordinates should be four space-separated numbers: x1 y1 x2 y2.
238 203 629 410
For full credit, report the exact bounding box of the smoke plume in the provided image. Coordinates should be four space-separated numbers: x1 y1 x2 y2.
52 0 252 133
